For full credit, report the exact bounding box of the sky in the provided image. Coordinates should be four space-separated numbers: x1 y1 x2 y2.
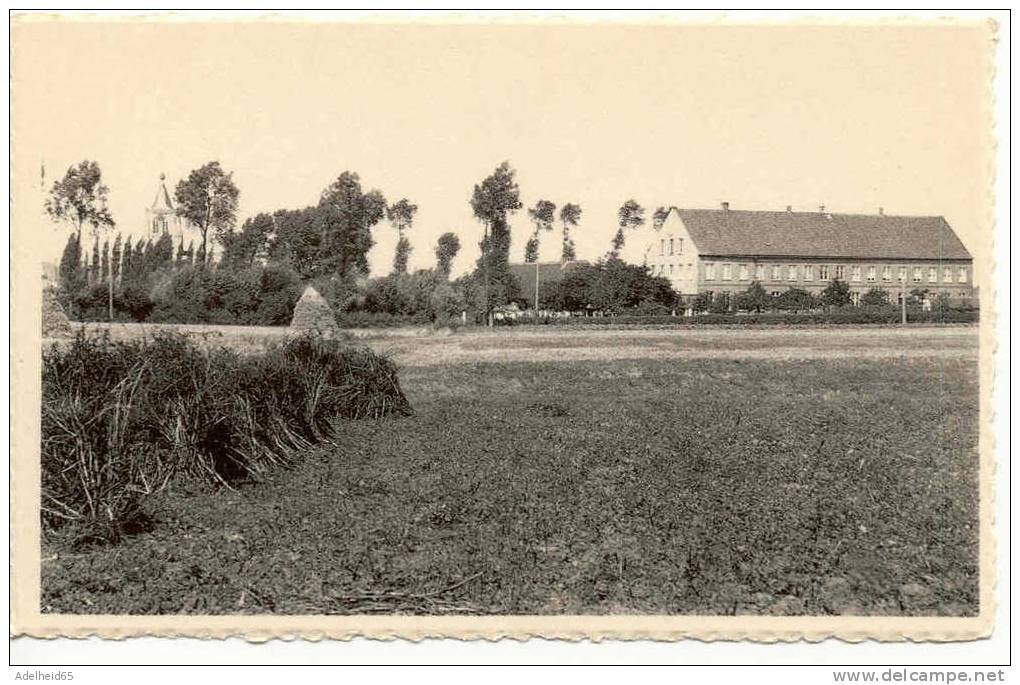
11 18 994 286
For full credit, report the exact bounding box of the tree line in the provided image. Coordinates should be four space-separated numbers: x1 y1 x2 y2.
52 159 936 326
48 159 604 325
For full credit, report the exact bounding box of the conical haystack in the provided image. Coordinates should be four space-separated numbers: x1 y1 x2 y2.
290 285 340 333
42 285 73 338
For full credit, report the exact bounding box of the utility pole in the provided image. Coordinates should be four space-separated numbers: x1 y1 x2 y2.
901 267 907 325
483 221 492 327
108 254 114 321
535 260 540 318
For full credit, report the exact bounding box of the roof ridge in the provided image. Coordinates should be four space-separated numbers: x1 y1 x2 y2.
665 207 970 260
674 206 943 220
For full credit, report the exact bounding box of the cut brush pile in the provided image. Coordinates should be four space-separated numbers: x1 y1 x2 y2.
41 331 412 545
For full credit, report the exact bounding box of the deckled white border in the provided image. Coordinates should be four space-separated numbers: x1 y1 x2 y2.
9 12 1000 644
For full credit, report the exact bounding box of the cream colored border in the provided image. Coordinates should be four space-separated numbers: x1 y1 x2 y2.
9 14 998 642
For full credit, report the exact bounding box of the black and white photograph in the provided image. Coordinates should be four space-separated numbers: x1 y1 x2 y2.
10 13 999 648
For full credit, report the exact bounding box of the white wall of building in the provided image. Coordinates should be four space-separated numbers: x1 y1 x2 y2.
636 208 701 295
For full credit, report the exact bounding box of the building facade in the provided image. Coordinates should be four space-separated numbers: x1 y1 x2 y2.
639 205 974 305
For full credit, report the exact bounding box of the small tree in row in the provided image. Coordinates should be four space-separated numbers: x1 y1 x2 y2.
559 203 582 262
524 199 556 264
471 161 522 324
387 198 418 275
611 199 645 258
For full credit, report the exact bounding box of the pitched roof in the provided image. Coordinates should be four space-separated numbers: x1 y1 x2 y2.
151 174 174 214
510 261 587 303
671 207 971 261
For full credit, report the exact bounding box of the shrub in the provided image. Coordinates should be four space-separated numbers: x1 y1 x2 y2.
256 266 303 325
633 299 673 316
735 281 769 313
692 292 713 313
42 286 73 337
41 332 412 545
708 292 732 314
774 287 817 312
337 310 433 328
528 308 979 327
861 288 891 307
147 264 303 326
821 279 852 308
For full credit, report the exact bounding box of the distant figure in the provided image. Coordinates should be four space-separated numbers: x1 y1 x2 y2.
289 286 339 334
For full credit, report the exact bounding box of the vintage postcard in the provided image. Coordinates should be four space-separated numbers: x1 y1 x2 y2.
10 13 998 642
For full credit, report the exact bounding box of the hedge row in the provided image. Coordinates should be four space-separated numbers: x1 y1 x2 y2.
522 308 979 327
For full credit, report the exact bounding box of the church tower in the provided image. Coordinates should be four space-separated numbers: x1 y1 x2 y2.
146 173 183 241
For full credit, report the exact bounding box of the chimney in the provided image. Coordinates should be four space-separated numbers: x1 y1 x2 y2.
818 204 826 213
721 201 730 211
786 205 793 212
878 207 885 216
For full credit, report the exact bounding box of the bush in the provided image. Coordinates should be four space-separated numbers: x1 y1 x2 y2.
148 264 303 326
633 299 673 316
41 332 412 545
528 308 978 327
337 310 433 328
547 258 676 314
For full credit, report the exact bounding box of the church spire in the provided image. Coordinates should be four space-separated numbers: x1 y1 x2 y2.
152 172 174 213
148 172 180 237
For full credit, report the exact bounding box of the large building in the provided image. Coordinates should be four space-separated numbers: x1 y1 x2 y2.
638 204 974 305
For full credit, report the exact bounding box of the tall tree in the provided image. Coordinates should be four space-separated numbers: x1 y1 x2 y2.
175 237 187 268
120 236 134 285
221 212 274 269
387 198 418 274
470 162 522 322
57 233 85 314
317 172 387 277
139 239 153 272
110 234 122 284
174 161 240 266
268 207 326 279
123 239 147 288
559 202 582 262
524 199 556 264
44 160 115 244
434 232 461 278
99 238 110 284
611 199 645 257
149 234 174 270
89 233 101 285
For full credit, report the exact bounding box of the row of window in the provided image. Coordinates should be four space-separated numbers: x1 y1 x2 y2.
651 263 694 277
704 262 969 284
658 238 685 256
